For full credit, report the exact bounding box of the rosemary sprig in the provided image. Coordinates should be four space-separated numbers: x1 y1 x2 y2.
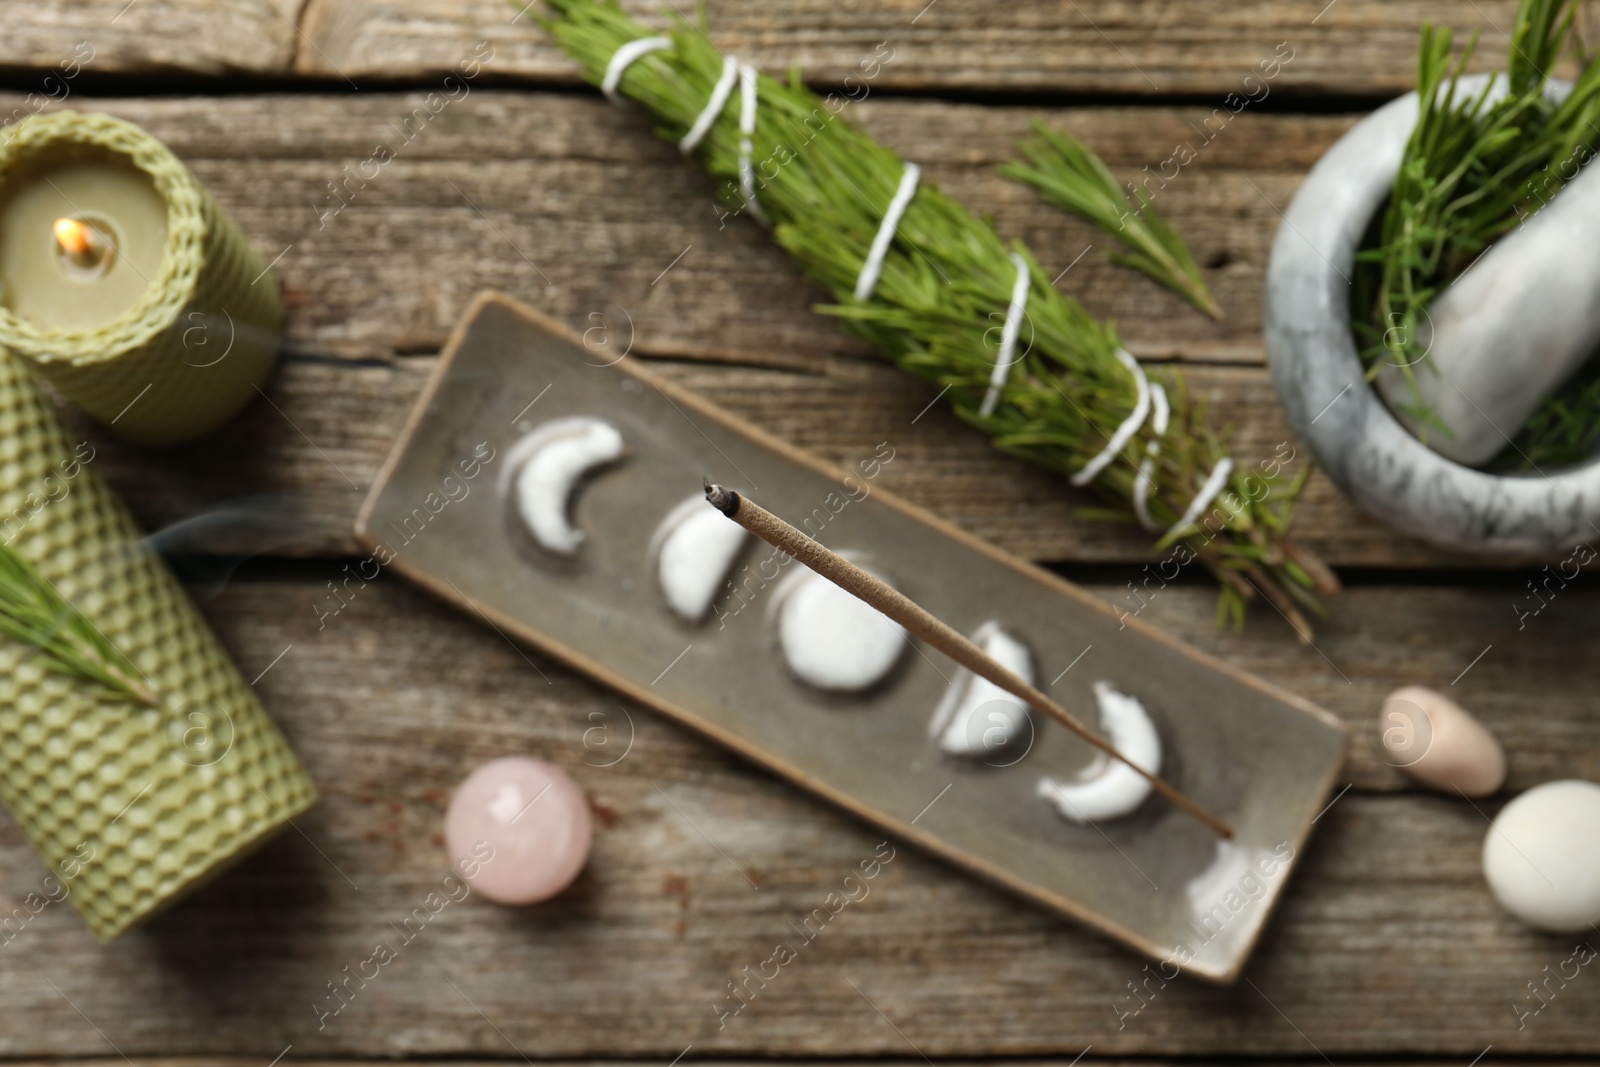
536 0 1338 638
1000 121 1222 320
1353 0 1600 462
0 540 158 707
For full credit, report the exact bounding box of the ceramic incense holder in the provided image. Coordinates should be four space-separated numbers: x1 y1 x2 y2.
0 349 316 940
0 112 283 447
357 292 1347 981
1265 75 1600 554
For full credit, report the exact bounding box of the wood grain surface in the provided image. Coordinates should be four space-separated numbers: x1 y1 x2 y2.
5 90 1505 567
88 354 1466 568
16 1063 1596 1067
0 576 1592 1058
294 0 1528 95
0 5 1595 1060
0 0 1561 95
0 1 303 78
24 1063 1595 1067
34 92 1339 368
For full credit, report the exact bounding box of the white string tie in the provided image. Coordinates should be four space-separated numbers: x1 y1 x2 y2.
1070 347 1150 486
602 36 672 106
1132 382 1170 531
1166 457 1235 539
737 63 766 222
679 54 740 153
854 162 921 301
1147 380 1171 439
978 253 1033 417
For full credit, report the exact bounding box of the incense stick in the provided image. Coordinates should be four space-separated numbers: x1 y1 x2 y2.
704 480 1234 840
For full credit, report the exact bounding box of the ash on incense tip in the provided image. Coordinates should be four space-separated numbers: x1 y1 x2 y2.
703 479 741 516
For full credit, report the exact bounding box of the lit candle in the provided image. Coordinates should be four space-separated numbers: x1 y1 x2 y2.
0 157 165 331
0 112 283 446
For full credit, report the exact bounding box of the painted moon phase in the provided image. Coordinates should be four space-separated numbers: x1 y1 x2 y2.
931 622 1034 758
777 567 906 692
1038 681 1162 823
654 493 751 622
510 416 625 555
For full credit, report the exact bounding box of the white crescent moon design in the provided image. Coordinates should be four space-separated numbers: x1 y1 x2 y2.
930 622 1034 758
1037 681 1162 823
510 416 626 555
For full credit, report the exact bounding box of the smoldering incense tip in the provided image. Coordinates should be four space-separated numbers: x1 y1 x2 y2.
703 480 741 516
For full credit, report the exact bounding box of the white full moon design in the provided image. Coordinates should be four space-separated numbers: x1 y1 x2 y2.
654 493 751 622
510 416 626 555
776 567 906 692
930 622 1034 758
1038 681 1162 823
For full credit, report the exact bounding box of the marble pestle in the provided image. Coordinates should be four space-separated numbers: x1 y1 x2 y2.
1375 156 1600 466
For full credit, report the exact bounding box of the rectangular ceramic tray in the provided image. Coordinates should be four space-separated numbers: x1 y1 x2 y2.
356 291 1347 982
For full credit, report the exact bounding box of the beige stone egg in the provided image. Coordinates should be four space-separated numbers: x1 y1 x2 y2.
1377 685 1506 796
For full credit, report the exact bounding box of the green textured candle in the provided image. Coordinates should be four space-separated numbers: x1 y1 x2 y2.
0 112 282 447
0 347 316 940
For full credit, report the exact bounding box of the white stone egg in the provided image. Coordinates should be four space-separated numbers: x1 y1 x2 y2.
1482 779 1600 933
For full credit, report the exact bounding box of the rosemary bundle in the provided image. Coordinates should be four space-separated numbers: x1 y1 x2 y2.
0 540 156 706
1354 0 1600 466
538 0 1337 637
1001 122 1222 321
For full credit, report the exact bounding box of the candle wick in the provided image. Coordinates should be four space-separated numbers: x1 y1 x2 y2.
53 217 112 274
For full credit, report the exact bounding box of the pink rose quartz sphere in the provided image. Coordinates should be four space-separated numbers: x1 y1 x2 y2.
445 756 593 905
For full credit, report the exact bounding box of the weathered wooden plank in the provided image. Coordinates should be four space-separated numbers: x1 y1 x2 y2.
11 1062 1600 1067
6 1062 1598 1067
90 353 1463 569
0 576 1592 1057
4 91 1481 567
10 0 1535 97
310 0 1572 97
0 1 301 80
235 572 1600 794
4 92 1343 369
1123 578 1600 794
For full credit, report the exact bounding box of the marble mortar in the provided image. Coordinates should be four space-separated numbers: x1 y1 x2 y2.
1264 75 1600 555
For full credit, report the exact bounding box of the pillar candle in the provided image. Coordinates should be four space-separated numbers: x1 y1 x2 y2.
0 111 282 447
0 346 316 940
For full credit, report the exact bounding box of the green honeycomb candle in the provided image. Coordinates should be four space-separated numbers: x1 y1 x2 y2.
0 347 316 940
0 111 282 447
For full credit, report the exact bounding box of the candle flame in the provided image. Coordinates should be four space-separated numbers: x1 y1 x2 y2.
54 217 101 258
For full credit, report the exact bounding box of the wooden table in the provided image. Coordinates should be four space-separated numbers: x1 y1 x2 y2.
3 0 1599 1061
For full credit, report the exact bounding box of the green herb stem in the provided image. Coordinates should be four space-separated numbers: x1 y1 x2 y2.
0 540 158 707
1000 122 1222 321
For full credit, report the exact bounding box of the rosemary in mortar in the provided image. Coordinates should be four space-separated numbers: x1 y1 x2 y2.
537 0 1338 637
1353 0 1600 467
0 540 157 706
